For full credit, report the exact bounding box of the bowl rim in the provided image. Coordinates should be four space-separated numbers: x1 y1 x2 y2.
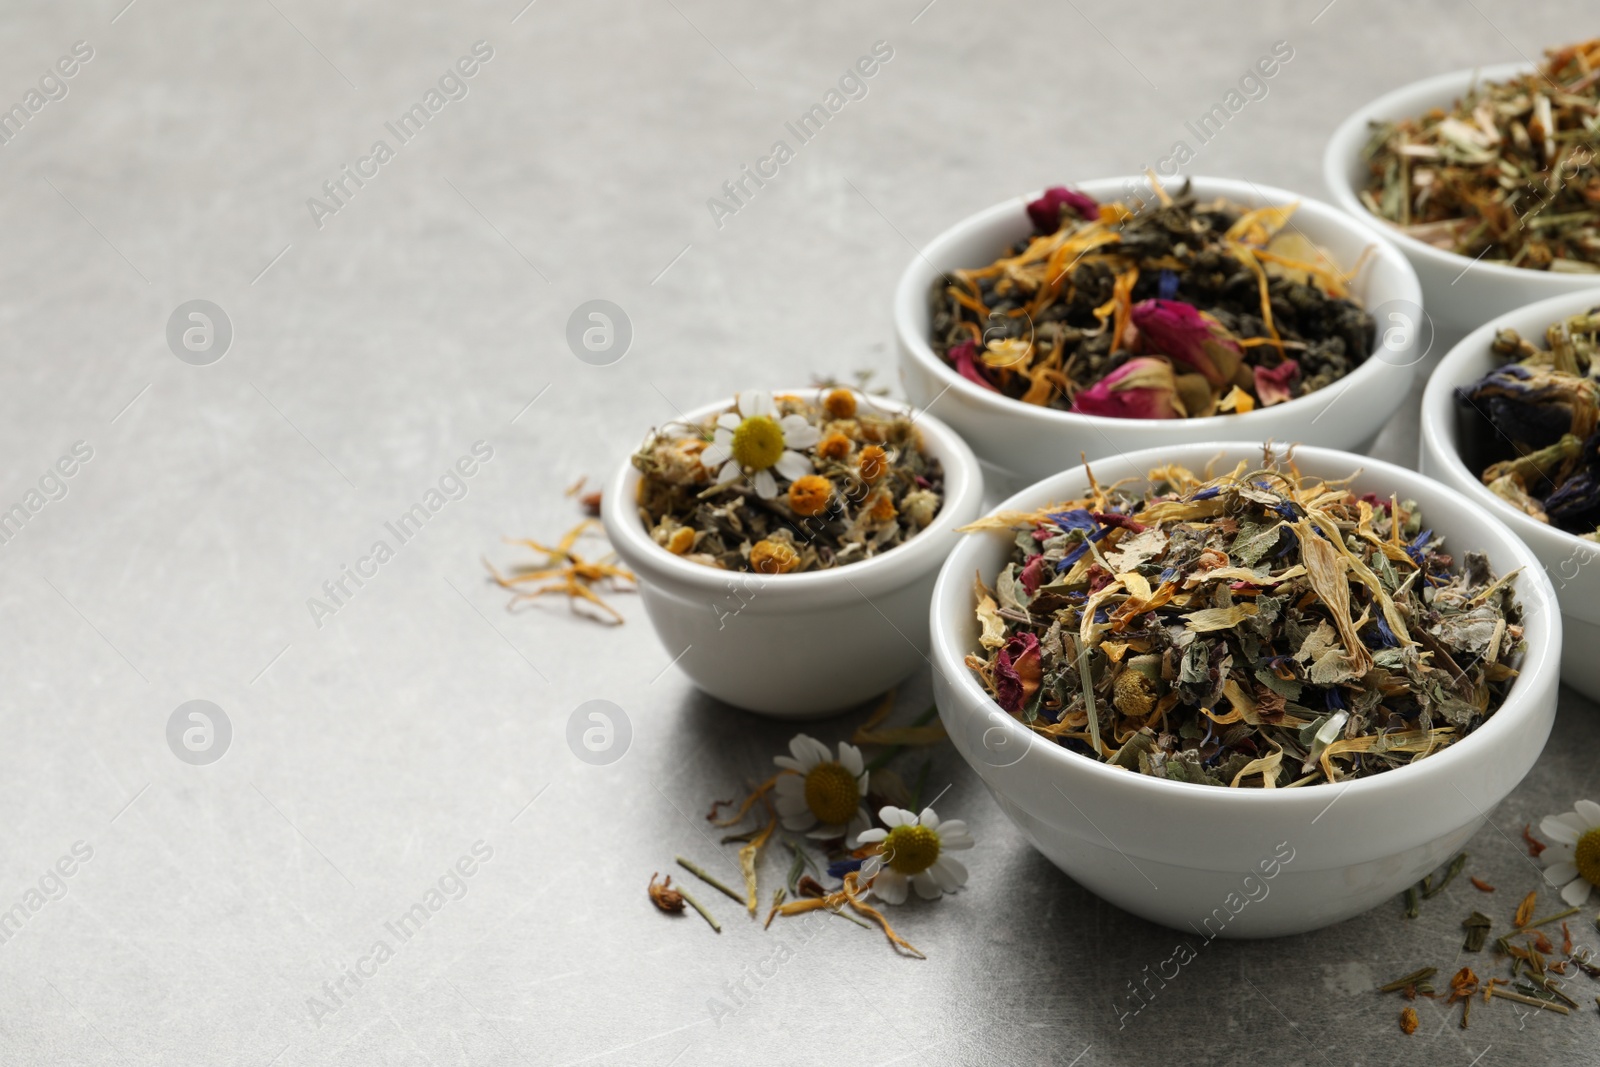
928 441 1561 804
893 174 1422 434
1322 60 1600 284
602 387 983 601
1420 286 1600 558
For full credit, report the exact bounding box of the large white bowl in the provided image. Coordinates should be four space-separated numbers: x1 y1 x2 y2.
1324 63 1600 338
1419 288 1600 701
930 442 1559 937
895 177 1424 500
603 390 983 718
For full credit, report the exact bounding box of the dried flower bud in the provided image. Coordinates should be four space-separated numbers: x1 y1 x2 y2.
749 539 800 574
823 388 857 419
1026 185 1099 234
816 431 853 460
648 873 685 912
1130 299 1244 388
859 445 889 483
787 475 834 517
1070 357 1185 420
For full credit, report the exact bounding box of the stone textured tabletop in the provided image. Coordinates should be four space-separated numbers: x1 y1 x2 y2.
1 0 1596 1064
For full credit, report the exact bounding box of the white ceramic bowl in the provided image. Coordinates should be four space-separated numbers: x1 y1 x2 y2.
895 177 1424 501
603 390 983 718
1325 63 1600 338
930 442 1559 937
1419 288 1600 701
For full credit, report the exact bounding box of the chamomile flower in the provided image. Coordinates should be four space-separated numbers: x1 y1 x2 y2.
773 734 870 845
858 805 974 905
1539 798 1600 906
702 390 821 499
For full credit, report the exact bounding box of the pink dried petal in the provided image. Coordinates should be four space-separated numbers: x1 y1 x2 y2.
1253 359 1300 407
1130 299 1243 387
1026 186 1099 234
1070 357 1183 420
948 340 998 392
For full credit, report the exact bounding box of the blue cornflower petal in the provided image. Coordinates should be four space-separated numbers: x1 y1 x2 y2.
1047 508 1098 532
1192 487 1221 500
1158 269 1179 301
827 858 863 878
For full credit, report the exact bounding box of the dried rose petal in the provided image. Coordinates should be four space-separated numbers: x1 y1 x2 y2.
1253 359 1300 407
994 632 1041 713
1130 299 1244 387
1026 186 1099 234
949 339 999 391
1070 357 1184 420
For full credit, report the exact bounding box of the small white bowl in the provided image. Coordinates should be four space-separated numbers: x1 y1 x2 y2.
603 390 984 719
1324 63 1600 338
1419 288 1600 701
929 442 1559 937
895 176 1424 500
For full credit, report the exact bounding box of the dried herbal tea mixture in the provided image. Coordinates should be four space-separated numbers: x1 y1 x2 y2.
963 456 1523 787
631 389 942 573
928 181 1375 418
1457 306 1600 536
1358 38 1600 271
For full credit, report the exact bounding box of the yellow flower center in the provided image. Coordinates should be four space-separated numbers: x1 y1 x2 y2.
1576 826 1600 888
802 762 859 826
731 415 785 471
882 823 940 875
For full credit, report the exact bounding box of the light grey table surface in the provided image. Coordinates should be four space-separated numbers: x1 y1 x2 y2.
2 1 1597 1064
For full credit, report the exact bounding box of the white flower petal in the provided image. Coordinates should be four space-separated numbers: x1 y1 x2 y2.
1561 877 1593 906
856 772 870 794
838 742 864 778
775 795 811 820
788 734 822 771
779 810 817 832
931 856 968 889
1574 799 1600 828
716 460 741 485
774 756 805 773
774 450 812 482
805 824 845 840
845 810 871 849
1544 861 1580 887
1541 815 1582 845
752 469 778 499
911 871 942 899
860 855 884 879
919 807 940 830
717 413 741 431
802 736 833 767
936 819 969 838
880 806 910 828
782 420 821 448
873 869 909 905
702 443 730 468
857 828 888 844
927 858 959 892
1542 843 1576 866
738 390 772 418
939 831 975 851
